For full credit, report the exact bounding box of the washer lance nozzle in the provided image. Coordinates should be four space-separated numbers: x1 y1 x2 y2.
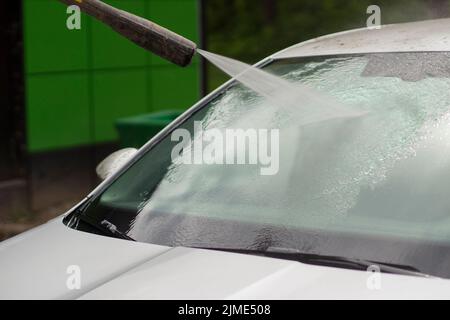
60 0 197 67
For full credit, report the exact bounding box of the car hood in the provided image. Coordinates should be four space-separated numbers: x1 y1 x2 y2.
1 217 450 299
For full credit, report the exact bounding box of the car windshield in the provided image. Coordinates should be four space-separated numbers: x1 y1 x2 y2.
75 52 450 278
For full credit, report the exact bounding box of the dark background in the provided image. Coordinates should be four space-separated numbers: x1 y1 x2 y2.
205 0 449 90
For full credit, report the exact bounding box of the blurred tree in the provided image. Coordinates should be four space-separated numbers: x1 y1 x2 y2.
426 0 449 17
263 0 277 24
205 0 450 91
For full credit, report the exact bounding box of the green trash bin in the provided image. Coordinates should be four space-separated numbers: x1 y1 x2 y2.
116 110 184 148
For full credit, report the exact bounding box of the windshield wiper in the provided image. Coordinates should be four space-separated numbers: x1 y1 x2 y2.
190 246 433 278
73 213 135 241
67 198 135 241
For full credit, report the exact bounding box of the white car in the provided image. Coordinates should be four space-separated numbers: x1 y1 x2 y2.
3 18 450 300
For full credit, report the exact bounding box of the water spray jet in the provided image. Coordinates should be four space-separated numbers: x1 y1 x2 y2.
59 0 366 127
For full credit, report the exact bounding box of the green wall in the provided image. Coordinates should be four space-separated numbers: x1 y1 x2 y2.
23 0 200 152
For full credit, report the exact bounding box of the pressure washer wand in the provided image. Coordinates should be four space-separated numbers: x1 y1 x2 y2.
59 0 197 67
